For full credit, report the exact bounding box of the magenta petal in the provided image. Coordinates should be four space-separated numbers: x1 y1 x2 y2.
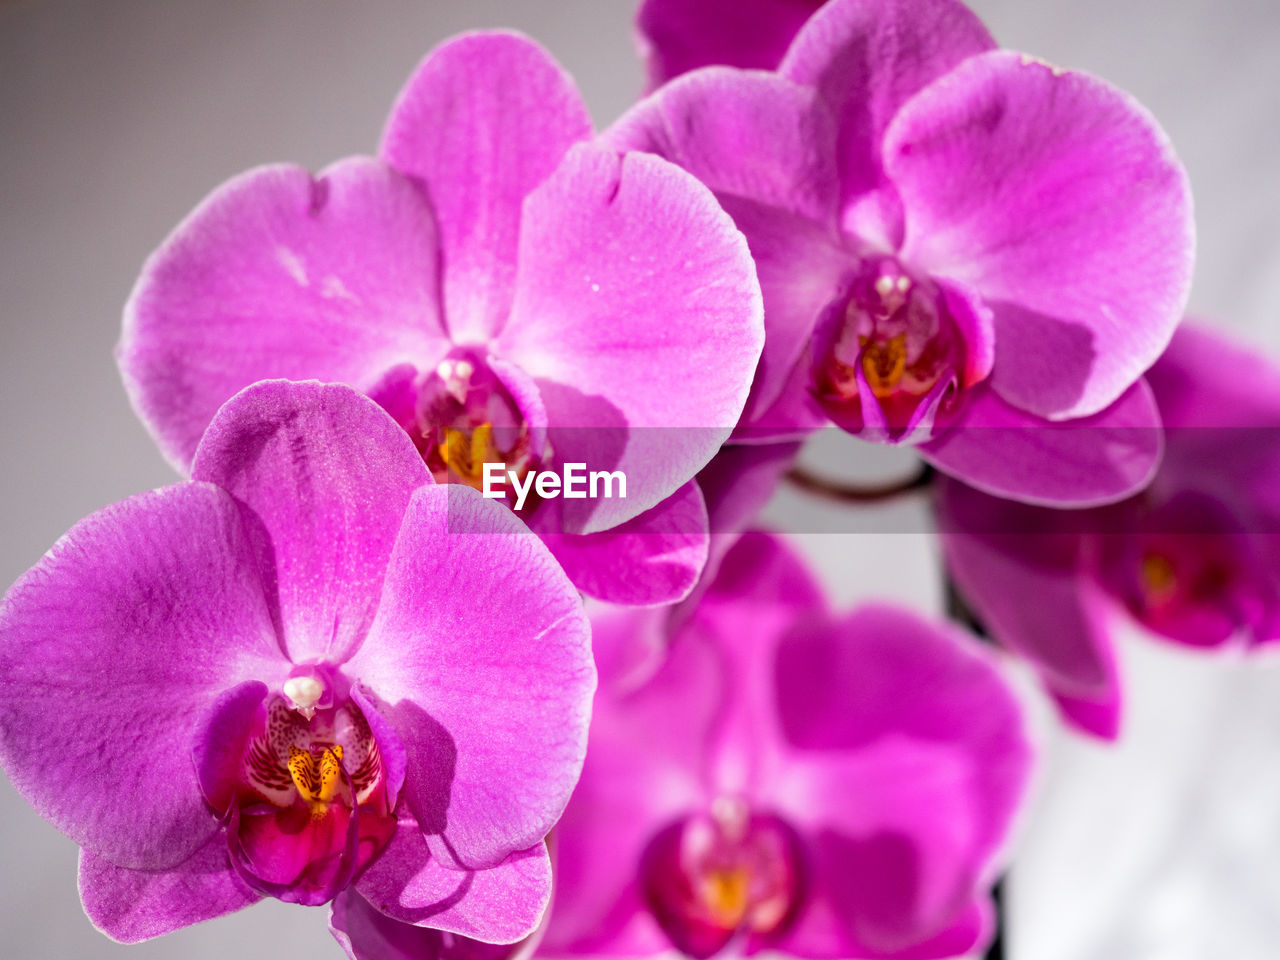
0 483 281 870
636 0 824 86
1146 323 1280 524
888 51 1193 419
192 380 429 665
380 31 592 342
332 890 540 960
781 0 995 238
936 477 1121 735
920 380 1163 507
784 890 991 960
355 815 550 942
1148 323 1280 431
501 144 764 531
228 792 359 907
1051 688 1122 741
79 834 260 944
724 197 850 425
541 611 724 957
689 534 830 799
193 681 269 816
120 158 450 471
733 346 831 440
669 447 803 631
351 684 409 811
608 68 841 227
606 70 842 420
537 482 709 606
348 485 593 869
697 442 800 537
771 605 1031 953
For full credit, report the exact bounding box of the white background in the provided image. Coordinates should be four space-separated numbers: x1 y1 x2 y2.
1 1 1278 957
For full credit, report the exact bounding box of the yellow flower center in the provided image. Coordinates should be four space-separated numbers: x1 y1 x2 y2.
701 866 751 928
287 744 344 814
1140 552 1178 600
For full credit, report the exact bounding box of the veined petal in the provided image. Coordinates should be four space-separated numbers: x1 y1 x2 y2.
0 483 282 870
331 889 541 960
721 196 850 425
119 158 449 471
191 380 429 665
607 71 843 423
920 380 1163 507
888 51 1193 420
781 0 995 238
380 31 592 342
79 834 260 944
607 68 841 227
636 0 824 87
500 145 764 533
535 481 709 606
355 815 550 943
347 485 594 870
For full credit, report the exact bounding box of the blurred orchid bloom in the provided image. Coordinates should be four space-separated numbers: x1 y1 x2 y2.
541 532 1033 959
938 324 1280 739
118 31 765 606
0 381 595 951
637 0 827 88
612 0 1193 506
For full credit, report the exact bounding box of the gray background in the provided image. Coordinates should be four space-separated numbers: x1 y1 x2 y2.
1 1 1277 957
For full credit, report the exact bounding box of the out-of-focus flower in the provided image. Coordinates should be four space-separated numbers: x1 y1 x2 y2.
541 532 1033 959
938 324 1280 739
0 381 594 949
118 31 765 606
637 0 826 89
611 0 1192 506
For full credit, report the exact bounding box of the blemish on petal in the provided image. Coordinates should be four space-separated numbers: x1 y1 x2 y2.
275 247 309 287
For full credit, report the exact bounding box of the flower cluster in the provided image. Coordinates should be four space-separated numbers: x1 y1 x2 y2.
2 0 1272 958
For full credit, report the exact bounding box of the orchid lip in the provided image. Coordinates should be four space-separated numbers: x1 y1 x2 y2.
641 800 804 958
198 669 399 904
811 255 973 444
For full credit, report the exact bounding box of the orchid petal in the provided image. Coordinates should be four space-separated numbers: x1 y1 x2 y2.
771 605 1032 953
936 476 1121 737
0 483 281 870
331 889 537 960
536 482 709 606
920 380 1163 507
636 0 824 87
355 815 550 943
888 51 1193 419
79 835 259 944
781 0 995 241
191 380 428 665
380 31 592 342
347 485 593 870
500 144 764 532
541 609 723 957
119 159 449 471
